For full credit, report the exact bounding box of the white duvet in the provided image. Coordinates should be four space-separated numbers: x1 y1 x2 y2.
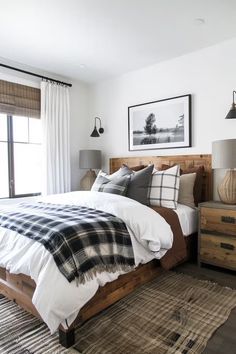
0 191 173 333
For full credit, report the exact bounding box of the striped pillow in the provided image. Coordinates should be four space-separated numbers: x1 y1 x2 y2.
149 165 180 209
91 174 130 195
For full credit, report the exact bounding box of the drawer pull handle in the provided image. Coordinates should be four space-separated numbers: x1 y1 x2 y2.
220 242 234 251
221 216 235 224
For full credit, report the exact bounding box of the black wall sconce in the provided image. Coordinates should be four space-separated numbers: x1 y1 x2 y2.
90 117 104 137
225 91 236 119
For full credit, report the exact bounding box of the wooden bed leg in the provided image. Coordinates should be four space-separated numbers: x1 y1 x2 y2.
59 327 75 348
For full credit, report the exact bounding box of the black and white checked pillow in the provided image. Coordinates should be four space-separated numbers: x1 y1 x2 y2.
91 174 130 195
149 165 180 209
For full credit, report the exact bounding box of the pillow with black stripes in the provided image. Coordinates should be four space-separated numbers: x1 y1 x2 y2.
91 173 130 195
149 165 180 209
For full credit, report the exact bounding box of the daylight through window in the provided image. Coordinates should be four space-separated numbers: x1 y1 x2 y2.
0 113 42 198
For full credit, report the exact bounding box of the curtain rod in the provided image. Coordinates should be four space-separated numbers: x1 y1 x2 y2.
0 63 72 87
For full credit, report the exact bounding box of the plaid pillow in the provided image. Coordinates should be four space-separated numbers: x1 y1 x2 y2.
91 174 130 195
161 164 205 206
97 166 132 180
149 165 180 209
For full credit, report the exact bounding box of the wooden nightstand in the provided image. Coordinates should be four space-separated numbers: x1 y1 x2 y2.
199 201 236 271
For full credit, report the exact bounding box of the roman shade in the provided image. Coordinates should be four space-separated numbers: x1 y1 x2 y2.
0 80 40 118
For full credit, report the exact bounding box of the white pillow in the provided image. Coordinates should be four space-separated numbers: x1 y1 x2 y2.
178 172 196 209
149 165 180 209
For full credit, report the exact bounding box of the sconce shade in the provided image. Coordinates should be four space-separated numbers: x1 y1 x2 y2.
90 127 100 137
225 91 236 119
90 117 104 137
212 139 236 169
225 104 236 119
79 150 102 169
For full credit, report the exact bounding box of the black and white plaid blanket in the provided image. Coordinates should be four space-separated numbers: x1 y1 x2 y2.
0 202 135 284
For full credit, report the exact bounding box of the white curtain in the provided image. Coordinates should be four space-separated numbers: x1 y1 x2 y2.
41 81 71 195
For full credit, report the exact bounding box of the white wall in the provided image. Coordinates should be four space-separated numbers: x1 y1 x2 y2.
88 37 236 199
0 60 89 192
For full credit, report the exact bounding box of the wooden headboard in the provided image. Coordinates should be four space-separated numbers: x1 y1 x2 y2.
110 154 212 202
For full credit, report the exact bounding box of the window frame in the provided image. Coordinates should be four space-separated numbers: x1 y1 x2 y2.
0 114 41 199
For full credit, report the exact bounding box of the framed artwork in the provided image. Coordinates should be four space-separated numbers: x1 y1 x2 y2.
128 94 191 151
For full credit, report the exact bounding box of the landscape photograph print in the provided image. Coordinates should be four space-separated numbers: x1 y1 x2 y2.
128 94 191 151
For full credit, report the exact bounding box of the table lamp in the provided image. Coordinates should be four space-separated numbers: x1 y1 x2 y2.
79 150 101 190
212 139 236 204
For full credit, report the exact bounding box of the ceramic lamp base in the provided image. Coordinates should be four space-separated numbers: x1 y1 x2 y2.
218 169 236 204
80 169 97 190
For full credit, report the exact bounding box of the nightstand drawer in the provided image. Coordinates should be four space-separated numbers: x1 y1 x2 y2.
201 207 236 236
200 233 236 270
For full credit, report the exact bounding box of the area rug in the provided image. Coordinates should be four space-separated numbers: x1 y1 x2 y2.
0 295 71 354
0 272 236 354
74 272 236 354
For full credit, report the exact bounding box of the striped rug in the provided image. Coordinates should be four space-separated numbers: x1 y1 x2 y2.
0 295 75 354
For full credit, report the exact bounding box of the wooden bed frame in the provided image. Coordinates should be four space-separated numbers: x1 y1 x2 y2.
0 154 212 348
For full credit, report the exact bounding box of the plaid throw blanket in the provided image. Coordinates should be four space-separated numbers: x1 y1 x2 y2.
0 202 135 284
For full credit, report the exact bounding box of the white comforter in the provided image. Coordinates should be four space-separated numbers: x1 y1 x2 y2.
0 191 173 333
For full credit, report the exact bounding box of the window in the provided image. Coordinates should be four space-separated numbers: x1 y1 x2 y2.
0 114 42 198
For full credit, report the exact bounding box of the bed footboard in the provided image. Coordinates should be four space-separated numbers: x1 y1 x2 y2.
0 261 163 347
0 268 40 319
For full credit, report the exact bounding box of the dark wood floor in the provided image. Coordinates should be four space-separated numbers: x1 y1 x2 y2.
175 262 236 354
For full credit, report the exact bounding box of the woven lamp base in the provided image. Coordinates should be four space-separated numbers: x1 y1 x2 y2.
218 170 236 204
80 170 97 190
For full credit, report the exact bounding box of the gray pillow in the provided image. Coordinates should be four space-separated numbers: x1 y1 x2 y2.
91 174 130 195
126 164 154 205
98 166 132 180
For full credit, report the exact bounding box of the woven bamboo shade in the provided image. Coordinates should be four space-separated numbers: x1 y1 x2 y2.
0 80 40 118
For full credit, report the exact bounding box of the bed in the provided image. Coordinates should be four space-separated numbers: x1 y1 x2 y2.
0 154 212 347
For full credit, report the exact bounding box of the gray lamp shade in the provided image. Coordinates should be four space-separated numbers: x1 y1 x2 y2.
79 150 101 169
212 139 236 169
